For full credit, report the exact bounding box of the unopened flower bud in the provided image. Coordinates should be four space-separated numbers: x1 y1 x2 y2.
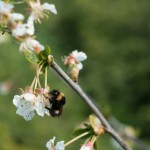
68 66 80 82
80 141 94 150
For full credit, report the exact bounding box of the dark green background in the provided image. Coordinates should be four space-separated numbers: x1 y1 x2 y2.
0 0 150 149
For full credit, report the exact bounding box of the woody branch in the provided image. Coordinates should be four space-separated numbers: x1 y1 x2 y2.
50 61 132 150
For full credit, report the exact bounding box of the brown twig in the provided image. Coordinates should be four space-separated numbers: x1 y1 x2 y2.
50 61 132 150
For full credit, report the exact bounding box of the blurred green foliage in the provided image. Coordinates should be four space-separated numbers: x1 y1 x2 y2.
0 0 150 149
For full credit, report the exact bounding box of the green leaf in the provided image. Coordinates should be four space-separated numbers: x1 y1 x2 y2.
94 141 98 150
38 52 46 62
84 123 91 128
37 45 51 63
72 126 93 137
72 128 93 140
24 50 39 63
72 128 88 137
44 45 51 56
72 123 94 136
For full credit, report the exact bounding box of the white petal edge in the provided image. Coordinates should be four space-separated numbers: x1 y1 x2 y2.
10 13 24 21
76 62 83 70
75 51 87 61
23 93 36 102
72 50 78 57
46 137 55 149
55 141 65 150
80 145 91 150
42 3 57 14
35 95 45 117
13 95 21 107
23 111 35 121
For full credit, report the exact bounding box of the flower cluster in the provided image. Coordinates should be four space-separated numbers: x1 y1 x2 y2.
63 50 87 82
27 0 57 23
79 115 105 150
0 0 24 26
0 1 93 149
0 0 57 53
13 86 50 121
46 137 65 150
55 115 105 150
12 58 66 120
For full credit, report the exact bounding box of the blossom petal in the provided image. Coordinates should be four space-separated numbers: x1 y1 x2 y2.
74 51 87 61
45 109 50 116
55 141 65 150
76 62 83 70
72 50 78 57
23 93 36 102
12 16 35 38
19 38 44 52
12 23 34 37
16 100 34 115
80 145 91 150
0 1 14 14
10 13 24 21
42 3 57 14
27 39 44 51
80 142 93 150
35 95 45 116
46 137 55 149
27 15 34 25
13 95 21 107
23 111 34 121
46 137 64 150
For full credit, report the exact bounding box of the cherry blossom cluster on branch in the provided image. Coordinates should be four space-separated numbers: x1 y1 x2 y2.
0 0 56 53
0 1 134 150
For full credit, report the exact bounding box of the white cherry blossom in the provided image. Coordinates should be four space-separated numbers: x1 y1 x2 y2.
64 50 87 70
19 37 44 53
13 87 51 120
0 1 24 26
63 50 87 82
13 93 36 121
0 0 14 15
42 3 57 15
46 137 65 150
72 50 87 62
27 0 57 23
12 15 34 38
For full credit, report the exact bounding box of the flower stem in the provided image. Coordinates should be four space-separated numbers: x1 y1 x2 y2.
34 76 38 90
36 62 44 88
30 76 36 89
31 62 44 89
64 131 89 147
91 135 97 144
45 67 48 87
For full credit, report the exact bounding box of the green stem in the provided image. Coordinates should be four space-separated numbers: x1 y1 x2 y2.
34 76 38 90
64 131 89 147
45 67 48 87
30 76 36 89
91 135 97 144
31 61 43 89
36 62 44 88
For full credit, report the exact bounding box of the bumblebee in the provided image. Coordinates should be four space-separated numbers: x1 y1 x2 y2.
46 90 66 117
